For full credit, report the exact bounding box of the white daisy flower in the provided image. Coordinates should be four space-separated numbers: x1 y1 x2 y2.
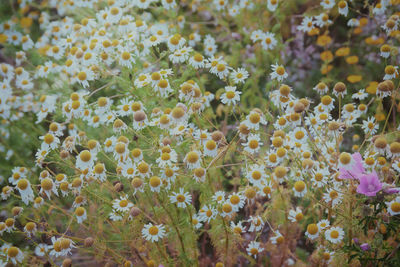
338 1 348 16
221 86 241 106
142 223 166 242
386 196 400 216
270 63 288 82
16 179 34 205
267 0 278 11
325 227 344 244
293 180 307 197
320 0 335 9
35 243 49 257
198 205 218 223
212 191 226 204
230 68 249 84
317 219 330 230
243 134 262 154
247 241 264 258
260 32 277 50
6 246 24 265
169 188 192 208
112 196 133 213
148 176 162 192
305 223 319 240
270 230 284 244
203 139 218 157
184 150 202 170
248 216 264 232
74 207 87 224
288 207 303 222
76 150 95 170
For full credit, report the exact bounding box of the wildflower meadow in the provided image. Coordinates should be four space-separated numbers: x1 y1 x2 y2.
1 0 400 266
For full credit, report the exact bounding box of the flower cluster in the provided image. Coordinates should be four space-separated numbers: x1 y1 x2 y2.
0 0 400 266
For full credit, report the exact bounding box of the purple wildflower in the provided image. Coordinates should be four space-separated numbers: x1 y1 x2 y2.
360 243 370 251
356 171 382 197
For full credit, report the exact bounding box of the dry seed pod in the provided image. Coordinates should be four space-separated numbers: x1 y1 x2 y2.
84 237 94 247
130 207 141 217
62 258 72 267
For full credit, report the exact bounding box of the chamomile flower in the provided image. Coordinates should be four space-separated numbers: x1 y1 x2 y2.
246 164 266 186
247 241 264 258
131 177 144 195
23 222 37 237
325 227 344 244
189 53 207 69
270 230 284 244
212 191 226 204
203 139 218 157
40 133 60 150
267 0 278 11
386 196 400 216
40 178 58 199
192 214 203 229
383 65 398 80
323 189 343 207
221 201 235 217
320 0 335 9
293 180 307 197
313 82 329 95
260 32 277 50
221 86 241 106
243 134 262 154
305 223 319 240
132 110 148 130
352 89 368 100
76 150 95 170
248 215 264 232
74 207 87 224
297 16 315 33
167 34 185 51
35 243 49 257
103 136 117 153
259 180 273 198
114 142 130 162
317 219 330 230
251 30 264 42
244 110 267 130
112 196 133 213
74 69 95 88
380 44 391 58
50 237 75 257
169 188 192 208
362 117 378 135
288 207 304 222
109 211 123 222
148 176 162 192
131 148 144 163
16 179 34 205
347 18 360 27
161 165 179 182
142 223 166 242
6 246 24 265
230 68 249 84
270 63 288 82
338 1 348 16
228 192 246 212
311 167 329 187
184 150 202 170
199 205 217 223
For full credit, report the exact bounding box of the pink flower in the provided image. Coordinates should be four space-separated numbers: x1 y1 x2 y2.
356 171 382 197
339 152 365 179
